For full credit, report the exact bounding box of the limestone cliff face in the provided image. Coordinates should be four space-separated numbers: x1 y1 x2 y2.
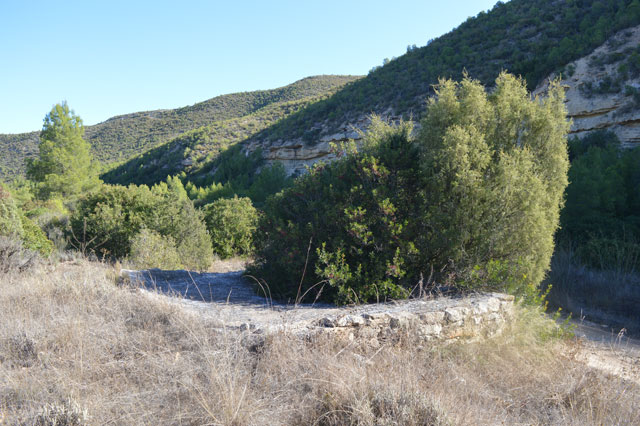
245 117 370 176
534 25 640 149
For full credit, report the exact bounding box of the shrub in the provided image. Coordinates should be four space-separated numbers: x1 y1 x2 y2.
417 72 570 290
251 119 425 304
251 73 570 304
203 196 259 259
1 184 53 258
70 184 158 258
19 213 54 258
129 228 181 270
0 184 23 237
71 178 213 270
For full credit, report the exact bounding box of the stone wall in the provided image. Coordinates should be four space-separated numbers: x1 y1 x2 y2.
306 293 515 346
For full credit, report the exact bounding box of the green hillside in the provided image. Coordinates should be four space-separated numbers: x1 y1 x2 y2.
251 0 640 143
102 93 339 185
0 75 359 181
105 0 640 189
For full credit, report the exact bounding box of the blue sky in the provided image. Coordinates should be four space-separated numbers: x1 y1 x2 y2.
1 0 500 134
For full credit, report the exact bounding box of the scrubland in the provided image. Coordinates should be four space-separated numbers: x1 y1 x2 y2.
1 260 638 425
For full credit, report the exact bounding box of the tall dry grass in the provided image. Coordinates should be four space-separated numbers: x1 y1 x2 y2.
0 260 638 425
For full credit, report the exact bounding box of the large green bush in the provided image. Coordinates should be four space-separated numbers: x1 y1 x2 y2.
251 119 423 303
251 73 570 304
129 228 181 270
418 73 570 289
203 196 259 259
19 213 54 258
71 177 213 270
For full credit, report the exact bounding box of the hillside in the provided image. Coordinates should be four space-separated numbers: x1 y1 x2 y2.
255 0 640 141
534 24 640 148
239 0 640 175
101 93 339 185
0 75 359 181
110 0 640 182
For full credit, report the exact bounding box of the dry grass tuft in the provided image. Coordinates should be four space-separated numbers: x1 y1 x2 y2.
0 260 638 425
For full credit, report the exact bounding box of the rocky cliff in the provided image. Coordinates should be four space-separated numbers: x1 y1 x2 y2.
534 25 640 149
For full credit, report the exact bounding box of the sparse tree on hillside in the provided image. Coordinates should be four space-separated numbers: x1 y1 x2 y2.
26 102 101 200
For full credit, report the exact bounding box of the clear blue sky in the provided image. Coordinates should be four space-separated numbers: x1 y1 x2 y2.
1 0 500 134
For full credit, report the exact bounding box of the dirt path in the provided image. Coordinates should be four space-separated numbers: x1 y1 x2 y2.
123 266 640 384
569 318 640 385
121 267 515 340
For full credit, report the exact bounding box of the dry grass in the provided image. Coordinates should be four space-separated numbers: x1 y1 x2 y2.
0 260 638 425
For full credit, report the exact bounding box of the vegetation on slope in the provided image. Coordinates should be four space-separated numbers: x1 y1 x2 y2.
101 92 338 186
249 0 640 144
0 75 359 181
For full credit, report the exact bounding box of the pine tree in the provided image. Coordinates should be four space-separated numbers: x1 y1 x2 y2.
26 102 101 200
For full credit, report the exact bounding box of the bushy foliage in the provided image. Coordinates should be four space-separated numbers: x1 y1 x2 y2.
202 197 259 259
26 102 101 200
0 184 23 237
0 184 53 258
19 213 53 258
70 178 213 270
186 158 291 208
560 130 640 270
129 228 181 270
418 73 570 288
252 74 570 304
251 119 422 303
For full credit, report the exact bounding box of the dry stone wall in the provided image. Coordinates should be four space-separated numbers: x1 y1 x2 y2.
126 268 515 346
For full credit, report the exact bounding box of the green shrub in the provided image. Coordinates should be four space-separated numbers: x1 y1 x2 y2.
417 72 570 290
129 228 182 270
251 73 570 304
1 184 54 258
0 184 23 237
19 213 53 258
71 178 213 270
70 184 158 258
251 119 425 304
203 196 259 259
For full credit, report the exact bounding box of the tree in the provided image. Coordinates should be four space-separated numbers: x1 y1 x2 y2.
26 102 101 200
203 196 259 259
418 72 570 289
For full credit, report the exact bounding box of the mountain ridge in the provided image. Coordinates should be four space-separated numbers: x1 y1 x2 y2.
0 75 360 180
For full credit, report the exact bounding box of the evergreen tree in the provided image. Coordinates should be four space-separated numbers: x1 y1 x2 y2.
26 102 101 200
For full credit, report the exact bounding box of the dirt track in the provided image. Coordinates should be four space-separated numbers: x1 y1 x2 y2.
123 265 640 384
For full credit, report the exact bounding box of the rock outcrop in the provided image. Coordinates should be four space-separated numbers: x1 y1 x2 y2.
534 25 640 149
245 116 371 176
